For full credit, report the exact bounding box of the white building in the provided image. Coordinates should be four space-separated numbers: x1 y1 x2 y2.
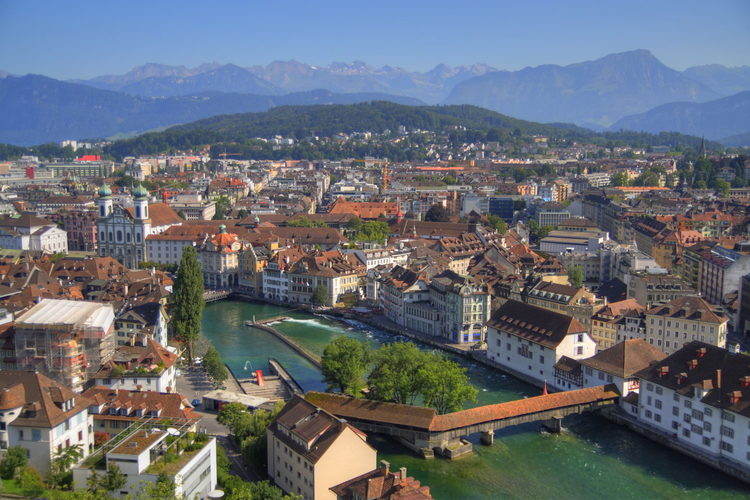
267 395 376 500
0 371 94 474
644 296 728 355
91 337 178 393
485 300 597 387
633 342 750 471
0 213 68 254
73 428 217 500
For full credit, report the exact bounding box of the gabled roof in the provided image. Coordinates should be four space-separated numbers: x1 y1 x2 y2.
269 395 372 464
580 339 667 378
124 203 183 227
82 386 200 423
646 296 727 324
0 370 90 428
486 300 588 349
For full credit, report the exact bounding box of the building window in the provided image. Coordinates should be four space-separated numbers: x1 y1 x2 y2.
722 442 734 453
722 426 734 439
723 412 735 423
672 407 679 416
684 400 692 409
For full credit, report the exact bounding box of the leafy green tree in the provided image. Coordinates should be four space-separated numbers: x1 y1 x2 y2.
311 283 329 306
213 195 232 220
425 204 450 222
100 464 127 493
513 199 527 212
567 264 584 288
218 402 253 437
138 261 161 270
367 342 427 405
695 180 708 190
421 357 478 415
486 215 507 234
347 216 363 233
177 210 186 220
633 171 660 187
204 346 229 384
442 174 457 185
537 225 554 240
321 336 371 395
48 442 83 487
0 445 27 479
287 217 316 227
173 246 205 364
714 179 731 197
237 208 249 219
359 221 390 243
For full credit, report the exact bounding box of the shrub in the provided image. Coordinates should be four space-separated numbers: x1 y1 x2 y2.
0 446 28 479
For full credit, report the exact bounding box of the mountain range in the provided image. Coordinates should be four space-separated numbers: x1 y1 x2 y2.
0 75 422 145
2 50 750 146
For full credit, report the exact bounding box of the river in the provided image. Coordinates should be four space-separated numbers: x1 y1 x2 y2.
202 299 750 499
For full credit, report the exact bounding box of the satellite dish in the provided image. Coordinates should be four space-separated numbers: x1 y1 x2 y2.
208 490 224 499
167 428 180 436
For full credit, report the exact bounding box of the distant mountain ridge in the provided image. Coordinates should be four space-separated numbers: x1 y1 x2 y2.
442 50 721 128
610 91 750 141
0 75 424 145
682 64 750 97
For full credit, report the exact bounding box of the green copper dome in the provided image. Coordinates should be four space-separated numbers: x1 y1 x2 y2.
133 183 149 199
98 184 112 198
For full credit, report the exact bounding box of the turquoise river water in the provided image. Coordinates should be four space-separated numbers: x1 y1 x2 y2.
202 299 750 500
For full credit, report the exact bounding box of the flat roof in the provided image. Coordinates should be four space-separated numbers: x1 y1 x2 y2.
110 429 166 456
202 390 269 408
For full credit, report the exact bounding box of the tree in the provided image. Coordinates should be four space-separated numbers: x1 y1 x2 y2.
48 442 83 486
567 264 583 288
87 463 127 494
237 208 249 219
321 336 371 395
177 210 186 220
695 180 708 190
367 342 427 405
421 357 478 415
513 199 527 212
311 283 329 306
204 346 229 384
287 217 316 227
0 445 28 479
359 221 390 243
486 215 507 234
173 246 205 365
347 216 363 233
218 402 253 437
213 195 232 220
715 179 731 198
424 204 449 222
442 174 457 185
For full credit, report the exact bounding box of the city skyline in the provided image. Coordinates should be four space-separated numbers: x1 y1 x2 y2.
1 0 749 81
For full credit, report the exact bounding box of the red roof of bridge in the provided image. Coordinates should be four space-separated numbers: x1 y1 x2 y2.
306 384 620 433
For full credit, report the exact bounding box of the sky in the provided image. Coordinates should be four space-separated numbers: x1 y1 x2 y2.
1 0 749 80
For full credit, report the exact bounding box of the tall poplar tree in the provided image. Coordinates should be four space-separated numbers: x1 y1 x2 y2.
173 246 205 364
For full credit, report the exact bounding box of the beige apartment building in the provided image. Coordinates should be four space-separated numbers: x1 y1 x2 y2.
644 296 728 355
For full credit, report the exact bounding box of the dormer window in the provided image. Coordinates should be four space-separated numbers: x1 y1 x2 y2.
109 408 118 415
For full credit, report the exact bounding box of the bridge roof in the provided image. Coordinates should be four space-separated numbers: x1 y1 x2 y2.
307 385 620 433
305 392 437 430
430 384 620 432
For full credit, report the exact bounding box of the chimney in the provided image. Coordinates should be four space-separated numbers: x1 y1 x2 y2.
716 369 722 389
727 391 741 405
687 359 698 371
696 348 706 358
740 376 750 388
657 366 669 378
399 467 407 481
675 373 687 385
379 460 390 475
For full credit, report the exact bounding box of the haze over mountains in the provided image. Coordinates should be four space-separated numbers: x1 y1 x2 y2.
1 50 749 146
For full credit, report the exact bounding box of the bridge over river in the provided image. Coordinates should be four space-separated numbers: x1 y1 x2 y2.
306 384 620 458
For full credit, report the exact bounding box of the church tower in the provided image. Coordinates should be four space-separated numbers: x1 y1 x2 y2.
97 183 113 217
133 184 149 220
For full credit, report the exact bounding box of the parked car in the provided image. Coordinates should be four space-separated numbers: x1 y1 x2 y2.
191 399 202 407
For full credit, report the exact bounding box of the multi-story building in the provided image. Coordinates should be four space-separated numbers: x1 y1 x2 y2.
0 370 94 474
91 337 178 393
485 300 596 387
73 427 217 500
429 271 491 344
700 243 750 306
330 461 434 500
198 225 244 289
267 395 376 500
263 256 292 302
590 299 646 351
114 302 169 347
379 266 430 326
63 210 98 251
82 386 200 436
288 250 365 306
633 342 750 471
168 201 216 221
524 281 604 330
534 202 570 228
0 213 68 253
644 296 728 354
553 339 666 394
14 299 115 392
626 273 695 309
97 184 183 269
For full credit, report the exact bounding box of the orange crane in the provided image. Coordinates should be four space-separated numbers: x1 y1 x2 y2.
349 158 389 191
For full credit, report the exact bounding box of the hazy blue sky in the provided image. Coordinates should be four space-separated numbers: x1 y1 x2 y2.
1 0 749 80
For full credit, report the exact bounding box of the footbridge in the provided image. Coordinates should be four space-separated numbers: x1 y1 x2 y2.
306 384 620 459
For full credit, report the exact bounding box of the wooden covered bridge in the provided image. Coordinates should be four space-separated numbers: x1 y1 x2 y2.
306 384 620 458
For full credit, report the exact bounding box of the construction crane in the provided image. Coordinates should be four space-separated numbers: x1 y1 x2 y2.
349 158 389 191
